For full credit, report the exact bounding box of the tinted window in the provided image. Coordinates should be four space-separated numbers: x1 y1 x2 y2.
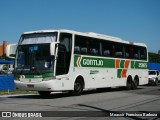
101 41 113 57
74 35 147 61
115 44 124 58
75 35 100 56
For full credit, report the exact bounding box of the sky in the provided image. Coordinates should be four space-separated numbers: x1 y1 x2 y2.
0 0 160 53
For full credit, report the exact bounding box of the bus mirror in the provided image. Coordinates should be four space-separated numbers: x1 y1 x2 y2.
50 42 59 56
6 43 17 59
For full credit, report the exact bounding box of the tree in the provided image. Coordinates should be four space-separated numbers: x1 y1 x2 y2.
148 52 160 63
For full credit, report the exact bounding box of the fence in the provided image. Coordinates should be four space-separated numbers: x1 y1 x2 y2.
0 75 15 90
148 62 160 70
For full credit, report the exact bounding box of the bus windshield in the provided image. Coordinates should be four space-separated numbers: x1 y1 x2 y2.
19 33 57 45
15 43 54 74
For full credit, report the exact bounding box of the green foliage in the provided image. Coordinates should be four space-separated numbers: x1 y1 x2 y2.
2 65 7 70
148 52 160 63
0 55 5 59
0 55 12 60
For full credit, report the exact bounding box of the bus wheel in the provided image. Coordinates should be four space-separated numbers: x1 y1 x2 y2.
38 91 51 97
133 77 139 90
72 78 84 96
126 77 132 90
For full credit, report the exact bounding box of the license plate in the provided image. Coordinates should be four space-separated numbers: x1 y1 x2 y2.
27 85 34 88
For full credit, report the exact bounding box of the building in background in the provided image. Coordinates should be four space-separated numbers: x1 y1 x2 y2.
0 41 15 72
0 41 7 56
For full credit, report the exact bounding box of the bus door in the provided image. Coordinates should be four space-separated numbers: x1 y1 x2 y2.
56 33 72 76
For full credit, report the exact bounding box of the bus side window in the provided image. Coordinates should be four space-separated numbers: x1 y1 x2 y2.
102 40 113 57
81 48 87 54
111 46 115 57
90 48 98 55
130 49 133 59
134 53 139 59
140 48 147 60
115 44 123 58
89 38 100 56
125 46 142 60
141 54 145 60
125 52 130 58
74 46 80 54
75 35 91 55
115 52 123 58
133 48 139 59
124 46 131 59
103 50 110 56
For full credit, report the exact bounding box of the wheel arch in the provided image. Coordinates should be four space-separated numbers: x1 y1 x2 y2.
127 75 133 83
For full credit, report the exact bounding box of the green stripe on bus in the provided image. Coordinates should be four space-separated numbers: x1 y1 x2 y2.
117 69 122 78
120 60 125 68
15 72 54 79
74 55 148 69
74 55 115 68
131 61 148 69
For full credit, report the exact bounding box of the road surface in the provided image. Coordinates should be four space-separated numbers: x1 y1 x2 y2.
0 85 160 120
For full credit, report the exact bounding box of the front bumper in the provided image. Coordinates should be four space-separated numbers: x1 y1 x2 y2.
14 80 56 91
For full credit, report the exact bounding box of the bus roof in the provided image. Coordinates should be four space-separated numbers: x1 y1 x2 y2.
23 29 147 47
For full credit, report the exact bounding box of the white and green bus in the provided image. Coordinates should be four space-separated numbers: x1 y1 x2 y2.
10 29 148 96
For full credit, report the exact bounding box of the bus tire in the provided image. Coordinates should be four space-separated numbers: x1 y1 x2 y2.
38 91 51 97
126 76 132 90
72 77 84 96
133 76 139 90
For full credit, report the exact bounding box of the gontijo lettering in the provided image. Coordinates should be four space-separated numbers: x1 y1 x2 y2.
83 59 103 66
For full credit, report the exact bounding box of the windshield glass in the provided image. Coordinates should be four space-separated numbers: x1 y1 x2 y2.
149 71 156 75
15 43 54 74
19 32 57 45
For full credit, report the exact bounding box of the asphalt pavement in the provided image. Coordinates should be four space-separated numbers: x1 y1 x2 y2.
0 85 160 120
